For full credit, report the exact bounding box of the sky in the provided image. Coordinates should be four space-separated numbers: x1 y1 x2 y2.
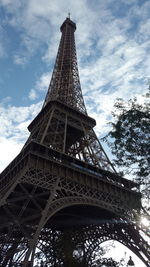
0 0 149 265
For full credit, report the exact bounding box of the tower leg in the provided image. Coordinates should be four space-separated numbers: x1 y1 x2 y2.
22 179 60 266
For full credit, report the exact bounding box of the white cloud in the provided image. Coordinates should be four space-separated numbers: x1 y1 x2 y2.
138 18 150 41
0 101 42 171
13 54 27 65
35 72 51 92
29 89 38 100
0 137 23 173
28 72 51 100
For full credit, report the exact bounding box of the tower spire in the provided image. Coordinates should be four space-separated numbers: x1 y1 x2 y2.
43 17 87 114
68 12 71 19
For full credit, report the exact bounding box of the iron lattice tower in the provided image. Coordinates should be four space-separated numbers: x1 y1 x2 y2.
0 17 149 267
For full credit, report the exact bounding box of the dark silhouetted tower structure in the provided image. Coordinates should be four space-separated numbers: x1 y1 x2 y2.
0 17 149 267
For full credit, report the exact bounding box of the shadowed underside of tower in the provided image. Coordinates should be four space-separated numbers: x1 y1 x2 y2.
0 17 149 267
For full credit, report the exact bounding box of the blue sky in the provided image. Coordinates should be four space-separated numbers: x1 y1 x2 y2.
0 0 149 265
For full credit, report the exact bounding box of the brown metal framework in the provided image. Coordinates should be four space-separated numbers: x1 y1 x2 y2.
43 18 86 114
0 17 149 266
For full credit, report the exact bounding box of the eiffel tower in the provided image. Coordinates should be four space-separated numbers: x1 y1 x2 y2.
0 17 149 267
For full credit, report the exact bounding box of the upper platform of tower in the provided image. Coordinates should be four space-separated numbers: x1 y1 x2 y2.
60 17 76 32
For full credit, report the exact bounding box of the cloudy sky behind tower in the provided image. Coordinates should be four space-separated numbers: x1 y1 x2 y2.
0 0 149 265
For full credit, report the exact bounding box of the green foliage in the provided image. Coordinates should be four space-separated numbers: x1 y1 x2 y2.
103 91 150 204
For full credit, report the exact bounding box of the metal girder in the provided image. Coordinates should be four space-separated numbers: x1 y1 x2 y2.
0 17 149 266
43 18 86 114
0 142 148 266
26 101 117 172
30 224 150 266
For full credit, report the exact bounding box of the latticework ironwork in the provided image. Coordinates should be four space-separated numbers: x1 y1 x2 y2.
43 18 86 114
0 17 149 267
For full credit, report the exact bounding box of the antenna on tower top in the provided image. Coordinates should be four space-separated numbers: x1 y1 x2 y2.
68 12 71 19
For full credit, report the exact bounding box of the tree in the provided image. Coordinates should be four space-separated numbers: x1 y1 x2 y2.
103 90 150 214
